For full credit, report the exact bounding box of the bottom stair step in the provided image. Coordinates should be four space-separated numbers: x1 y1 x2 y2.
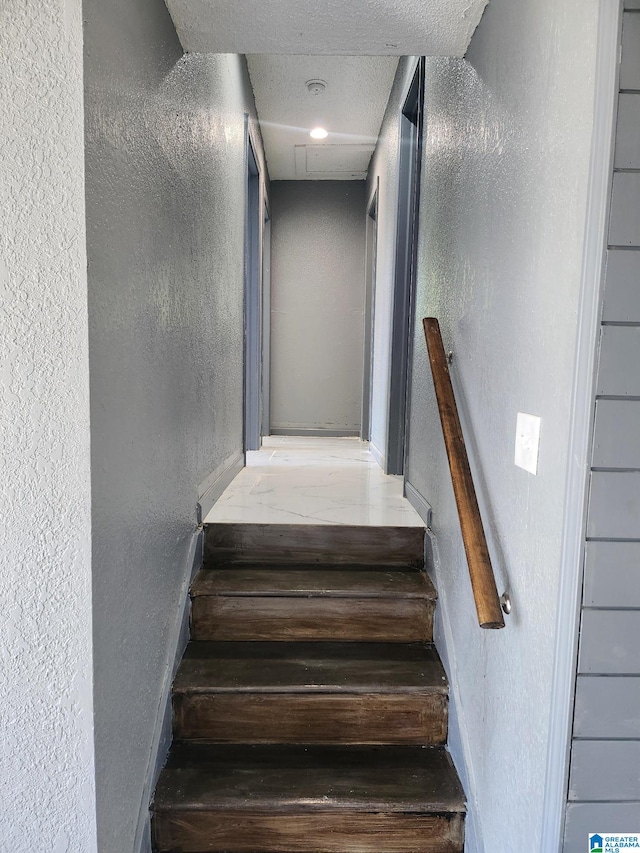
152 744 465 852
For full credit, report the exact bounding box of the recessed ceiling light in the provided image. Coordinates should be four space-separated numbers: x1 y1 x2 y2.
310 127 328 140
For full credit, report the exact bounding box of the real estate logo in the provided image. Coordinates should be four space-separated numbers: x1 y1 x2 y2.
589 834 640 852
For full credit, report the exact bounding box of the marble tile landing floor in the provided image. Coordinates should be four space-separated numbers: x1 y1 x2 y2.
204 436 425 527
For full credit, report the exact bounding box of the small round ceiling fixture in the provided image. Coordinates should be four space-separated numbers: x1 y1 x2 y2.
306 79 327 96
309 127 328 140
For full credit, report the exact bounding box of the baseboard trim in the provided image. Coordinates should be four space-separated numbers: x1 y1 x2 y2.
425 529 486 853
134 529 203 853
197 450 244 523
269 428 360 437
404 480 433 528
368 440 385 470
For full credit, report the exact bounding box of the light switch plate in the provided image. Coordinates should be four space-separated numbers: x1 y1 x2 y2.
515 412 541 475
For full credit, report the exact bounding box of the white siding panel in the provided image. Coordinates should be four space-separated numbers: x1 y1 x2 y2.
602 249 640 322
569 740 640 801
579 610 640 675
574 676 640 738
584 541 640 607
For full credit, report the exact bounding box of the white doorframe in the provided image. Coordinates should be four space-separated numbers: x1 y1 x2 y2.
541 3 621 849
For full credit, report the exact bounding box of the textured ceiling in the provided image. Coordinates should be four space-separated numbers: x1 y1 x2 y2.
165 0 489 56
164 0 490 181
247 55 399 181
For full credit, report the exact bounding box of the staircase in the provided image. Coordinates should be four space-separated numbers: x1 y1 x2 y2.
152 523 465 852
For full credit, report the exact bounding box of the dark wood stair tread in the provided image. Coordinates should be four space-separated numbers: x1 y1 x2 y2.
154 744 465 814
174 642 447 694
191 566 436 600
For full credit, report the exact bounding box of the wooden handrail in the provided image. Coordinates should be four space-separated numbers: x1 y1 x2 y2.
423 318 505 629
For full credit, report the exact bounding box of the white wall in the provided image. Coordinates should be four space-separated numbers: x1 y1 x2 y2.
0 0 97 850
366 57 417 465
375 2 601 850
270 181 366 434
83 1 266 847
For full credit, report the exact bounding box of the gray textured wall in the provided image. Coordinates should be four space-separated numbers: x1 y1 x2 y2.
83 1 265 847
564 6 640 848
270 181 366 433
372 2 600 850
0 0 96 848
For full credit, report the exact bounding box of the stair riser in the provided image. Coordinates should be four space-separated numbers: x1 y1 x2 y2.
191 597 433 642
153 811 464 853
173 693 448 745
205 523 425 567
